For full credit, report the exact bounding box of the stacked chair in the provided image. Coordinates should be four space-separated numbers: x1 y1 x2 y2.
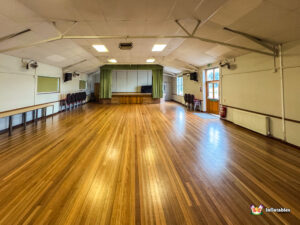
184 94 188 106
60 92 87 111
184 93 202 111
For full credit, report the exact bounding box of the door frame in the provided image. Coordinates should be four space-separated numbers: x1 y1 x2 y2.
205 68 220 114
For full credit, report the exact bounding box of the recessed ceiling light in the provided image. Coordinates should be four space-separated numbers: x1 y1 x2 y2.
108 59 117 63
152 44 166 52
146 58 155 63
92 45 108 52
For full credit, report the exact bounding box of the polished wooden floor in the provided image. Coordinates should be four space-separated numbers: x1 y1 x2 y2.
0 102 299 225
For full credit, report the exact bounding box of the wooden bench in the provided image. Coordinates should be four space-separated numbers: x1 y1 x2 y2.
0 103 55 136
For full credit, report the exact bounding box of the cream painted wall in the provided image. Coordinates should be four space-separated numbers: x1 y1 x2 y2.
87 70 100 93
172 76 184 104
171 70 204 107
163 75 172 101
221 53 282 116
61 73 89 95
218 41 300 146
183 74 203 100
0 53 90 131
171 40 300 146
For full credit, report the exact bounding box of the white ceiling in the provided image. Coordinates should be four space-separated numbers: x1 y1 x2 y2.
0 0 299 74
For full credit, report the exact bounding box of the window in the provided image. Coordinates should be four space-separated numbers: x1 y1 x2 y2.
207 69 214 81
37 76 60 93
214 83 219 99
206 68 220 99
214 68 220 80
177 76 183 96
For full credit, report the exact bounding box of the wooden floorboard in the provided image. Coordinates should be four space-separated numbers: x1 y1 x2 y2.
0 102 299 225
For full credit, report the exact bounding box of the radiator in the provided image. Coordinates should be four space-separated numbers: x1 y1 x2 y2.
232 109 270 135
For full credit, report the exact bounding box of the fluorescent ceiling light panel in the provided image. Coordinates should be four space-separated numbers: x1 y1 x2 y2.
108 59 117 63
93 45 108 52
152 44 166 52
146 58 155 63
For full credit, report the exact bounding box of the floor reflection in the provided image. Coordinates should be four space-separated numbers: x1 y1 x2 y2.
173 107 186 134
197 123 229 177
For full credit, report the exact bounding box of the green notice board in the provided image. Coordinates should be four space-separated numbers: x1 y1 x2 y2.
79 80 87 90
37 76 60 93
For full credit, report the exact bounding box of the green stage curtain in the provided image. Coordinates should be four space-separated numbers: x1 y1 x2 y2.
152 68 163 98
100 69 112 99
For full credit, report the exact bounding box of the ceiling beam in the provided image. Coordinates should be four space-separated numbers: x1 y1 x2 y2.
192 36 274 56
63 59 87 70
223 27 278 56
63 35 274 56
63 35 189 39
191 20 201 36
52 20 78 36
0 34 275 57
0 29 31 43
0 20 276 57
62 21 78 36
0 36 62 53
175 20 192 36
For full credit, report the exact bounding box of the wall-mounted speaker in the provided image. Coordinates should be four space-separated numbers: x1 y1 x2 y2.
64 73 73 82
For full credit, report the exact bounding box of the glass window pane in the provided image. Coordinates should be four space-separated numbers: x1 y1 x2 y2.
214 83 219 99
180 77 183 95
214 68 220 80
208 83 213 99
177 77 183 96
207 69 214 81
177 77 179 95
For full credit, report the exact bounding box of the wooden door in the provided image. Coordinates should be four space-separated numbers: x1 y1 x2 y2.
206 68 220 114
94 83 100 101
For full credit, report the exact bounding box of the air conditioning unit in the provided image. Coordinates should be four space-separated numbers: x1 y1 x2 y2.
119 42 133 50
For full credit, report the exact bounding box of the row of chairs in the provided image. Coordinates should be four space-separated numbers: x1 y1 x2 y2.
60 92 87 111
184 94 202 111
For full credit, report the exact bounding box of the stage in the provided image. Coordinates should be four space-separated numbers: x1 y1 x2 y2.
100 93 160 104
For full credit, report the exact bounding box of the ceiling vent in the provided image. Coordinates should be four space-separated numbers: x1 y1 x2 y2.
119 42 133 50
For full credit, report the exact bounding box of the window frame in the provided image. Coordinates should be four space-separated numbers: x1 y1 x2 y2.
176 76 183 96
